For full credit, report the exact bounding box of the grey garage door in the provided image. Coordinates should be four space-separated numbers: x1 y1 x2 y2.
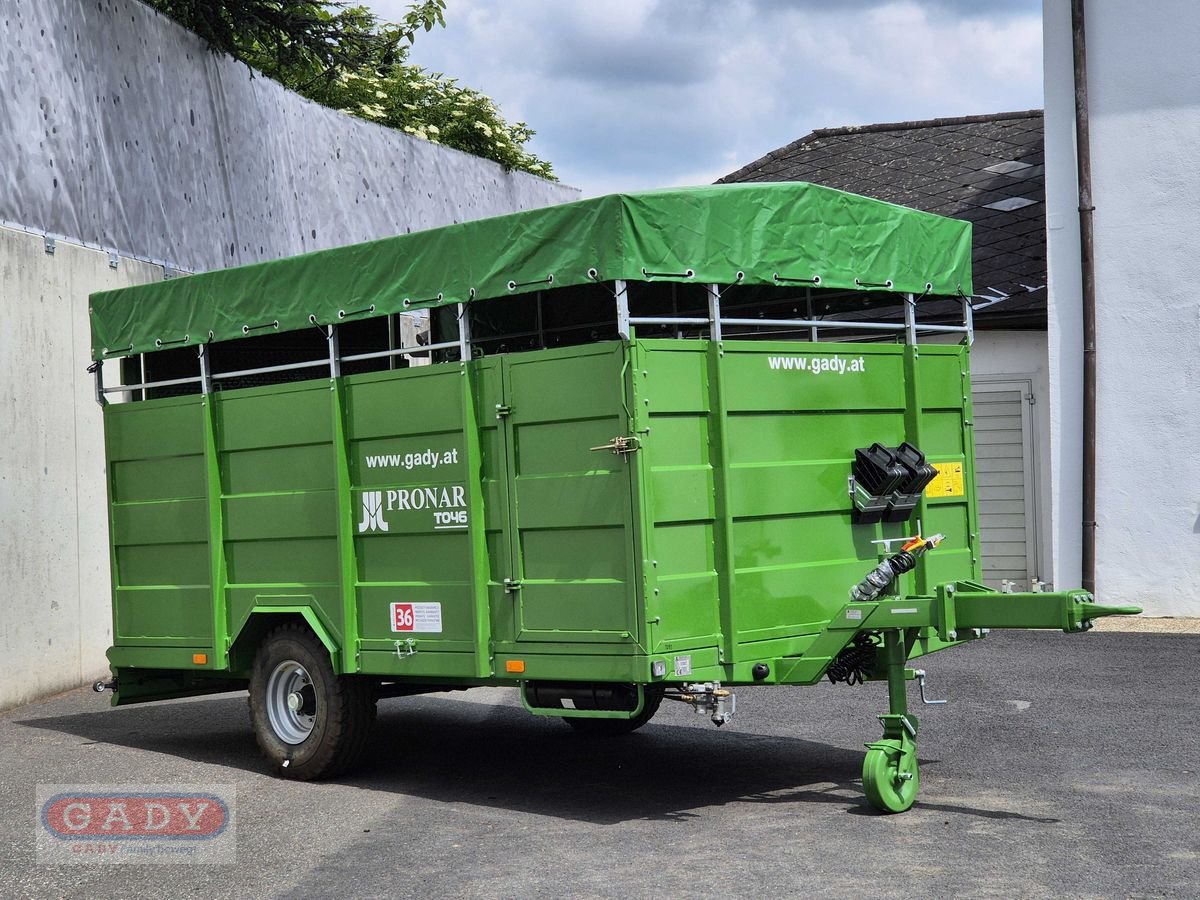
972 380 1039 591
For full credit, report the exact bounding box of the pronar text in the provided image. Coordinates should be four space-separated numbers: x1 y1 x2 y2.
364 447 459 471
358 485 468 533
767 355 866 374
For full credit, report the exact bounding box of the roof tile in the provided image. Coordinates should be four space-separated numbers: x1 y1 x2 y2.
717 109 1046 327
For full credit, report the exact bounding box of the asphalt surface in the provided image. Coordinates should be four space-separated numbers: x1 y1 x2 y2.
2 630 1197 899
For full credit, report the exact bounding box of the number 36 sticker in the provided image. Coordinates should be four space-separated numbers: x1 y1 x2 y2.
391 602 443 633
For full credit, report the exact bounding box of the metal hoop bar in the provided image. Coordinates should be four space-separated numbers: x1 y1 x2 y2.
89 360 106 407
102 374 203 394
327 325 340 379
855 279 894 290
774 273 821 285
904 292 917 344
914 324 972 335
615 279 631 339
341 340 461 363
457 303 471 361
960 293 975 345
199 344 212 395
707 284 722 342
242 319 280 335
214 358 327 380
628 316 711 326
154 334 190 348
719 317 906 332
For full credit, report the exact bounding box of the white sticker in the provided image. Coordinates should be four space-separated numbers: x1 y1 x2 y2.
391 602 442 633
846 609 864 620
673 655 692 677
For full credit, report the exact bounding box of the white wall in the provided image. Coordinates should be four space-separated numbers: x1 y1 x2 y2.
968 331 1053 586
1042 0 1085 595
0 227 161 709
933 330 1054 586
1043 0 1200 615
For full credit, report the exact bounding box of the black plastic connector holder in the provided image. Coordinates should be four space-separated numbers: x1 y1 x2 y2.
852 443 906 524
883 442 939 523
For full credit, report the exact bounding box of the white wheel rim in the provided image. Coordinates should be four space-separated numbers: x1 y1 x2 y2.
266 660 316 745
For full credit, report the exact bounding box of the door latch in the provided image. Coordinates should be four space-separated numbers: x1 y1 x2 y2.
495 404 512 419
589 435 641 455
504 578 522 593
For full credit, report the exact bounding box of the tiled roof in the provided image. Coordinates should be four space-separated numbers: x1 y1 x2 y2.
718 110 1046 328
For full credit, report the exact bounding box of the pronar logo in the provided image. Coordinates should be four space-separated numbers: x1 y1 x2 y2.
357 485 469 533
358 491 390 533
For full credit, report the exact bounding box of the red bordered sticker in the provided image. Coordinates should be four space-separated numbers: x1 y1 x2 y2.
390 602 443 633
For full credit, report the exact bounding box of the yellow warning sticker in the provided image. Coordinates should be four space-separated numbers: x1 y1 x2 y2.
925 461 965 498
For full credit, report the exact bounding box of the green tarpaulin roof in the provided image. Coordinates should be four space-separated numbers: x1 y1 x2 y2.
89 182 973 359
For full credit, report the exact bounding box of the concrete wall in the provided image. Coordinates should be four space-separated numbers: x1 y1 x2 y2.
0 227 161 708
1043 0 1200 615
0 1 577 709
0 0 576 272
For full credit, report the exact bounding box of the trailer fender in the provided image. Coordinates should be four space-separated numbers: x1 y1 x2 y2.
228 607 342 674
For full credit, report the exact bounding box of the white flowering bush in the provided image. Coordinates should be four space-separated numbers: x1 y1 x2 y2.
317 65 554 178
145 0 554 179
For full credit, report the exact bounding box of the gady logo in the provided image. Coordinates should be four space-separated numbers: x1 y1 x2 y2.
40 792 229 840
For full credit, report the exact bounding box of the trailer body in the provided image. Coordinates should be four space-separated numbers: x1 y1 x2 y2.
88 183 1137 809
103 336 979 686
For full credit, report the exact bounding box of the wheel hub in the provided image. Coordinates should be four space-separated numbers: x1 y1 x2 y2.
265 660 317 745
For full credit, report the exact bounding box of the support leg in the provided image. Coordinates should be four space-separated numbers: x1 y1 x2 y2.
863 629 921 812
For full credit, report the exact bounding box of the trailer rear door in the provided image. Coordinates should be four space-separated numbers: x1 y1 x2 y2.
486 343 643 648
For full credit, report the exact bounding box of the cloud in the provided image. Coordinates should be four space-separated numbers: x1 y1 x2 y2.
366 0 1043 196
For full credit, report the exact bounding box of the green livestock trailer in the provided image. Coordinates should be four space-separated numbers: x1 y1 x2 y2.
88 183 1138 812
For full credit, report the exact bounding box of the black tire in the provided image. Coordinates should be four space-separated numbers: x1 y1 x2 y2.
248 622 375 780
564 685 665 736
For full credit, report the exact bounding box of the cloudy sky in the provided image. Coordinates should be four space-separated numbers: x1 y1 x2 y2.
365 0 1043 196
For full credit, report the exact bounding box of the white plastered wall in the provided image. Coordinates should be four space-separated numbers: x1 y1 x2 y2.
1042 0 1200 615
932 331 1053 586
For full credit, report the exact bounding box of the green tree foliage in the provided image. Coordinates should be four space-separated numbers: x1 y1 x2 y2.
144 1 554 178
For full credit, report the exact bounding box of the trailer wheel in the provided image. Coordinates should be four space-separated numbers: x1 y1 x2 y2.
248 623 375 780
564 685 665 736
862 739 919 813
